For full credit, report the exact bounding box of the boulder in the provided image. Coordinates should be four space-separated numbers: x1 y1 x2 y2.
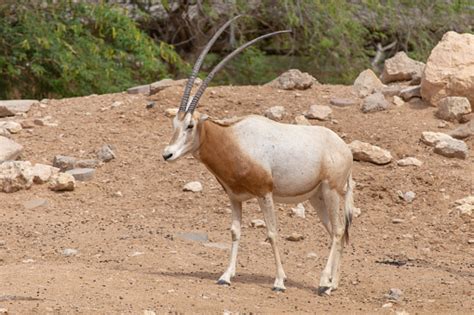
449 120 474 139
49 172 75 191
353 69 385 97
264 106 286 121
421 32 474 108
0 136 23 161
349 140 392 165
435 96 471 122
31 163 59 184
0 161 34 192
0 100 37 117
266 69 317 90
304 105 332 121
361 92 389 113
399 86 421 101
381 51 425 83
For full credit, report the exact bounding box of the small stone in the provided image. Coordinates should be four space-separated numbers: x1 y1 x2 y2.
456 204 472 222
437 121 449 128
130 251 145 257
330 98 358 107
0 307 8 314
31 163 59 184
0 121 22 134
164 108 179 118
111 101 123 108
22 258 35 263
250 219 266 228
306 252 318 259
349 140 392 165
49 173 75 191
23 198 48 210
392 218 404 224
0 136 23 161
66 168 95 181
382 302 393 308
294 115 311 125
0 128 10 137
183 181 202 192
291 203 306 218
381 51 425 83
0 99 37 117
113 191 123 197
468 239 474 244
399 85 421 101
264 106 286 121
174 232 208 242
286 232 304 242
397 157 422 167
353 207 362 217
361 92 390 113
0 161 33 192
33 118 47 126
386 288 403 301
75 159 101 169
433 139 469 159
146 101 156 109
52 155 77 171
382 85 403 97
266 69 317 90
400 191 416 203
20 119 35 129
454 196 474 206
420 131 453 146
449 120 474 139
393 95 405 107
143 310 157 315
435 96 471 122
62 248 78 257
353 69 385 97
127 84 151 95
97 144 116 162
305 105 332 121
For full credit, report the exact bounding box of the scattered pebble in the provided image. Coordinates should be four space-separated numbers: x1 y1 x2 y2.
62 248 78 257
49 173 75 191
291 203 306 218
250 219 266 228
306 252 318 259
264 106 286 121
97 144 116 162
386 288 403 301
183 181 203 192
397 157 422 167
392 218 404 224
286 232 304 242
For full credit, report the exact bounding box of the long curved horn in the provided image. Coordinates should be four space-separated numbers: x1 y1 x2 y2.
186 30 292 114
178 15 243 113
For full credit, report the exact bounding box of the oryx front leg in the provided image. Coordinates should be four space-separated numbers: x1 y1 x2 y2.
318 182 344 296
217 199 242 286
258 193 287 292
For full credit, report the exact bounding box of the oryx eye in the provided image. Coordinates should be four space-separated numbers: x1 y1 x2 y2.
187 124 194 130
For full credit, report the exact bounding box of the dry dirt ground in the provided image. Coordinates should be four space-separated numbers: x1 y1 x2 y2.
0 83 473 314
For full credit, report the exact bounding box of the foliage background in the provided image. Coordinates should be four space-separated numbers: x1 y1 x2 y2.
0 0 472 99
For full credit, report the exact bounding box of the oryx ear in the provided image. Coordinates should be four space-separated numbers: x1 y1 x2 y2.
199 114 209 122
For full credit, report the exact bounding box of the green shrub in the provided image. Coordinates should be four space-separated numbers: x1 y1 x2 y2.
0 1 184 99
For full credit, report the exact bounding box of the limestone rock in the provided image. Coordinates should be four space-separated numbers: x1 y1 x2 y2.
305 105 332 121
164 108 179 118
349 140 392 165
291 203 306 218
435 97 471 122
0 121 22 134
353 69 385 97
264 106 286 121
420 131 453 146
294 115 311 126
0 136 23 161
49 172 75 191
382 85 403 97
31 163 59 184
399 85 421 101
330 98 358 107
381 51 425 83
183 181 202 192
0 100 37 117
66 168 95 181
97 144 116 162
393 96 405 107
449 120 474 139
433 139 468 159
397 157 422 167
361 92 389 113
62 248 79 256
421 32 474 108
250 219 266 228
52 155 77 171
267 69 317 90
0 161 34 192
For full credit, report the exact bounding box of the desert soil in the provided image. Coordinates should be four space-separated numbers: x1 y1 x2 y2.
0 83 473 314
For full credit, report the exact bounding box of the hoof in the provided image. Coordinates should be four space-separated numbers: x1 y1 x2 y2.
216 279 231 286
272 287 286 292
318 286 331 296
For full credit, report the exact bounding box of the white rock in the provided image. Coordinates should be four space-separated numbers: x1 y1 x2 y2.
421 31 474 108
62 248 78 256
449 120 474 139
49 172 75 191
349 140 392 165
353 69 385 97
0 121 22 134
397 157 422 167
266 69 317 90
361 92 389 113
0 100 37 117
433 139 468 159
250 219 266 228
398 191 416 203
294 115 311 125
381 51 425 83
305 105 332 121
0 161 34 192
291 203 306 218
399 85 421 101
111 101 123 108
164 108 179 118
31 163 59 184
353 207 361 217
435 96 471 122
143 310 157 315
456 204 472 222
264 106 286 121
420 131 453 146
0 136 23 161
306 252 318 259
393 95 405 106
183 181 202 192
386 288 403 301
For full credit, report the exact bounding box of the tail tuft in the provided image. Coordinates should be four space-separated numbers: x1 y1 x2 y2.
343 173 354 244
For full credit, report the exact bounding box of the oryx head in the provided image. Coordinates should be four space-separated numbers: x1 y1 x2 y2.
163 16 290 162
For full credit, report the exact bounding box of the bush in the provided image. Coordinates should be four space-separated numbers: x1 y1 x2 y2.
0 1 184 99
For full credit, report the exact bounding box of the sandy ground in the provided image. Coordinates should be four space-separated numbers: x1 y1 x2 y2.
0 83 473 314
